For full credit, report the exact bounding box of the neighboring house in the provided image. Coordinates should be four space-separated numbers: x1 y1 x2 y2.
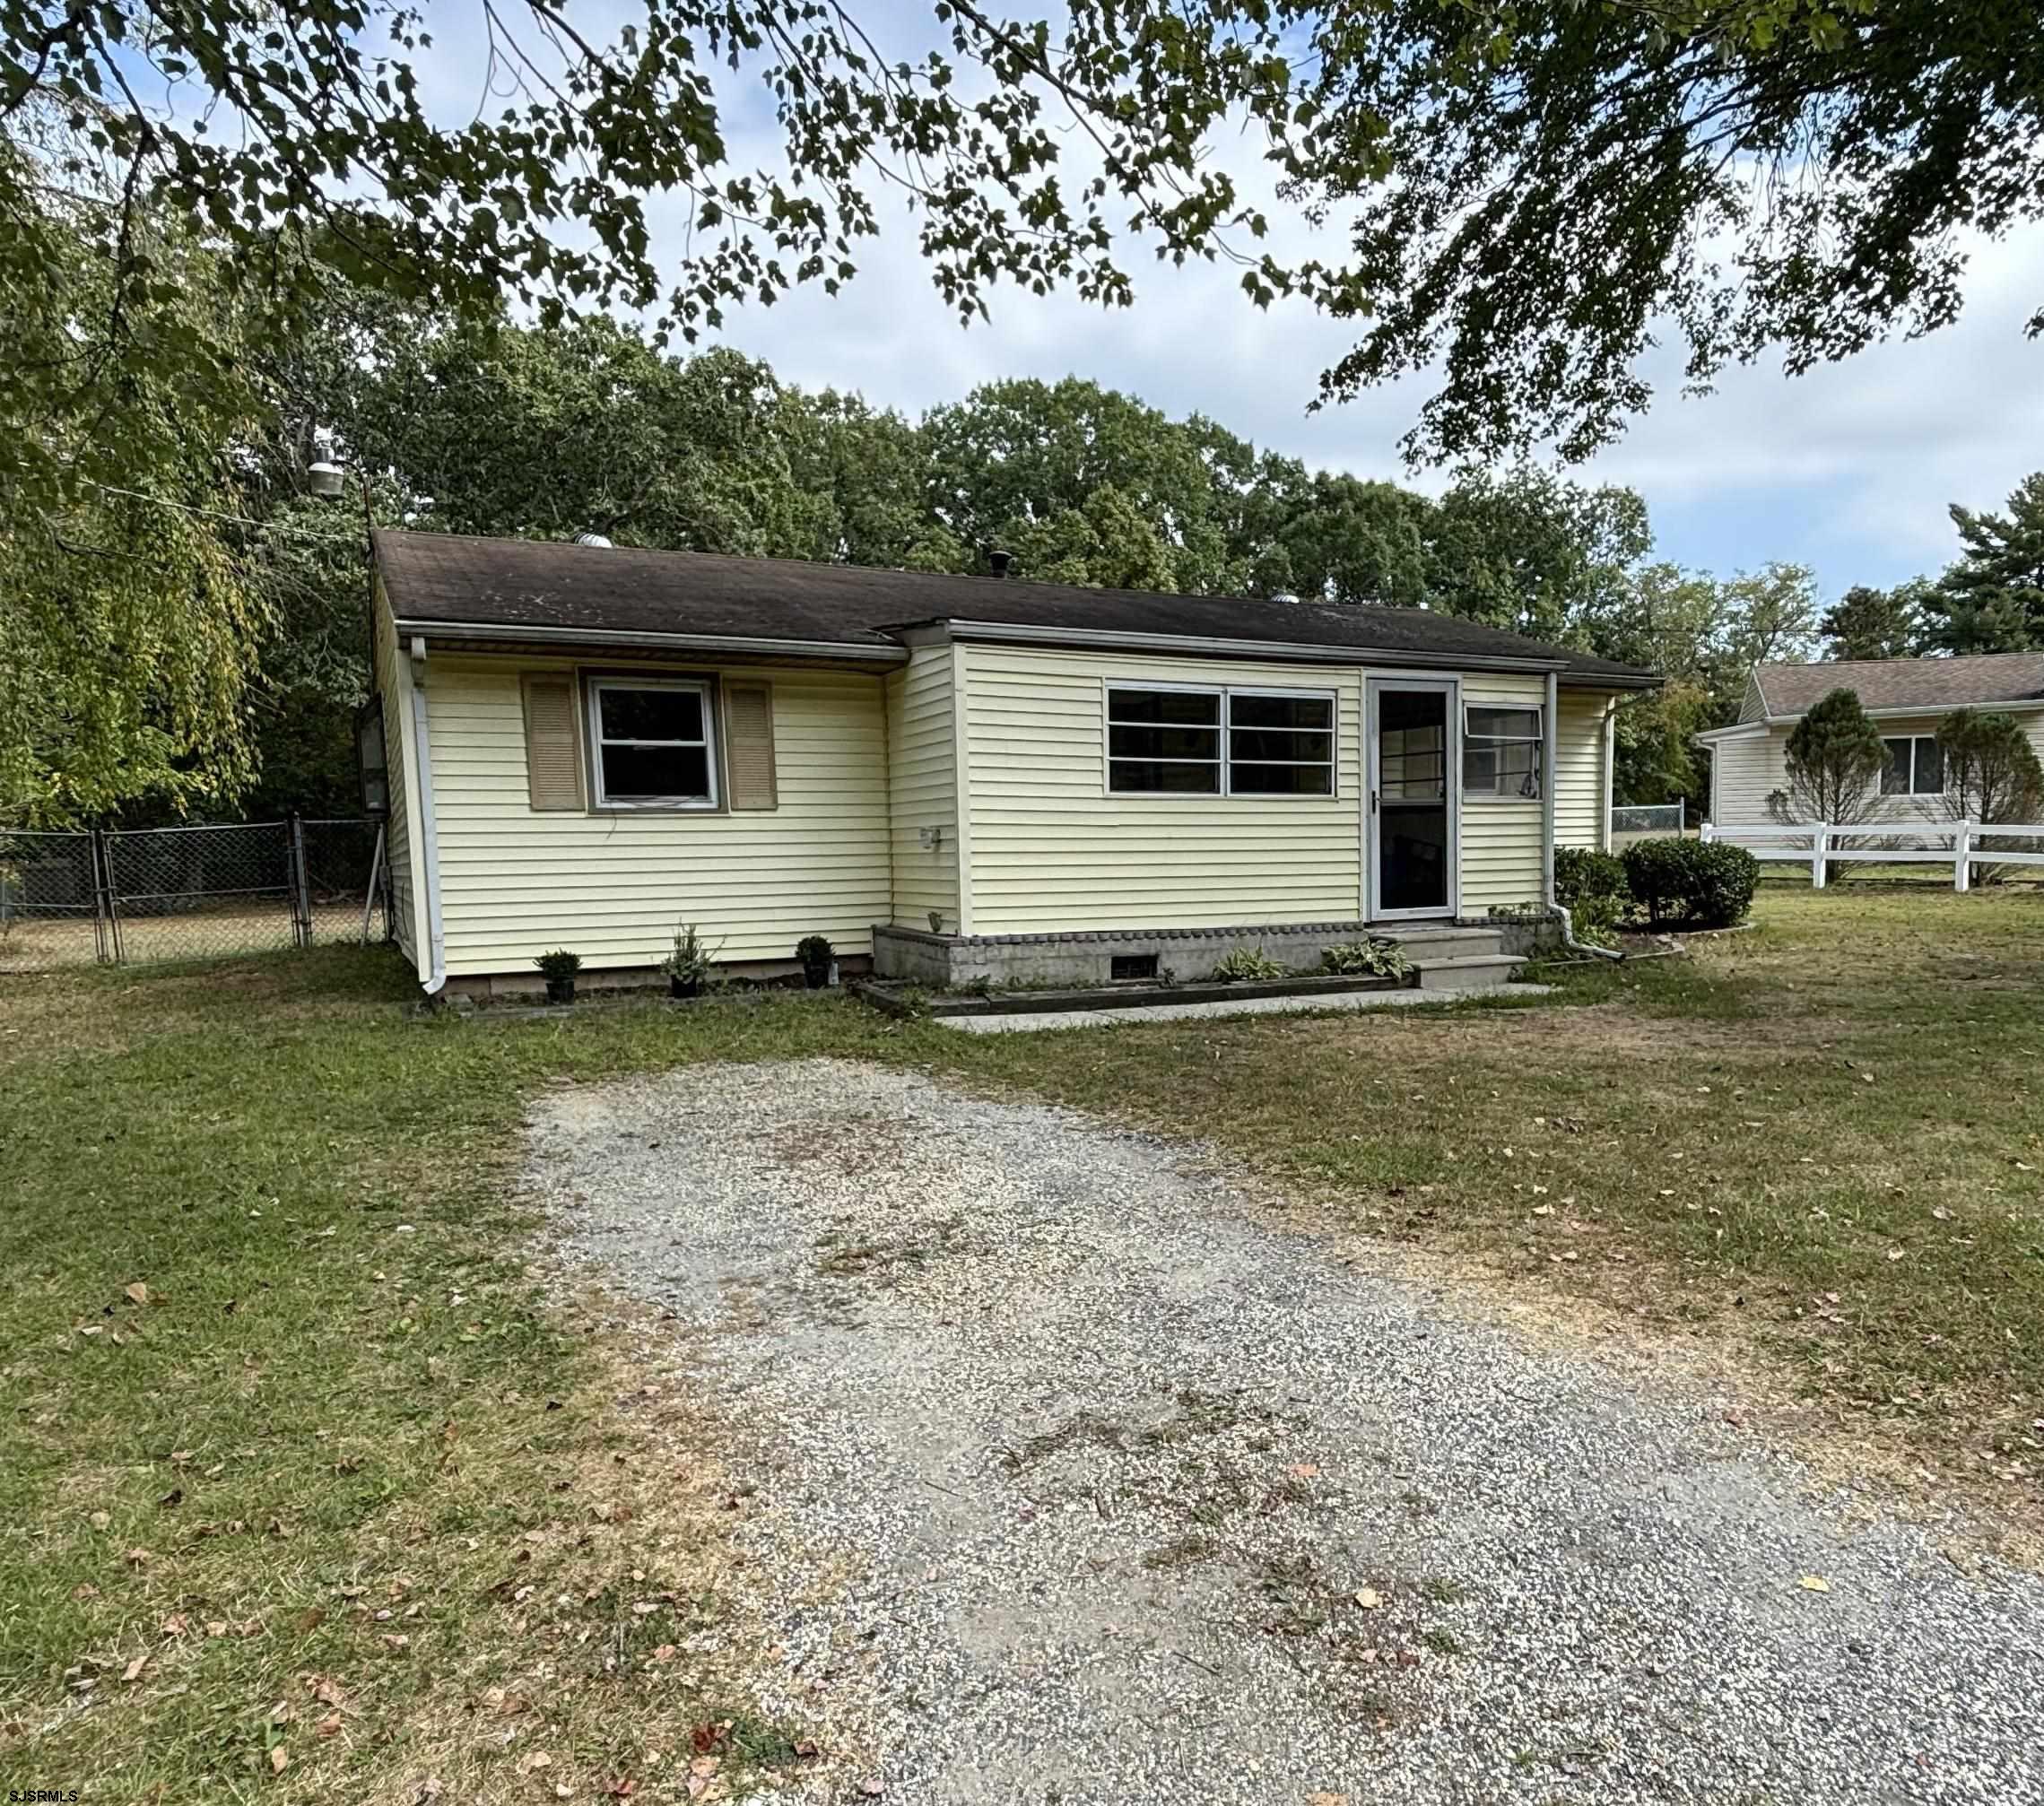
1696 654 2044 825
369 531 1657 994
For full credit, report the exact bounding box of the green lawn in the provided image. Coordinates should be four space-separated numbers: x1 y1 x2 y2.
2 880 2040 1799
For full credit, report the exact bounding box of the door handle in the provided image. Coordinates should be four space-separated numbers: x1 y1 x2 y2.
1370 788 1379 814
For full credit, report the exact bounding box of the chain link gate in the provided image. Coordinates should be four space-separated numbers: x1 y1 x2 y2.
0 818 389 973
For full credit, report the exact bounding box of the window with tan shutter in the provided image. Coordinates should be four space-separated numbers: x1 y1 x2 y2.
724 682 778 810
520 675 584 811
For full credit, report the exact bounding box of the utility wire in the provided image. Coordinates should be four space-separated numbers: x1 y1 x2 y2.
83 481 366 543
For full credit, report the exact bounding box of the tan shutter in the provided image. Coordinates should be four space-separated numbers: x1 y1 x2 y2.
724 682 778 810
521 675 584 811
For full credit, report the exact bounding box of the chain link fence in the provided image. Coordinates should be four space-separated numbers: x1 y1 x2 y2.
1 818 388 974
1610 802 1686 838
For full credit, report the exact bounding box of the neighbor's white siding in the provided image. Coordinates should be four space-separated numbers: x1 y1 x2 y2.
884 645 961 931
958 642 1363 933
372 595 422 966
1553 689 1613 851
422 655 891 975
1702 712 2044 826
1459 672 1548 911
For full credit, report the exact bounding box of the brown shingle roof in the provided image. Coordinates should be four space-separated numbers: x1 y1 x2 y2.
1753 654 2044 718
372 530 1657 685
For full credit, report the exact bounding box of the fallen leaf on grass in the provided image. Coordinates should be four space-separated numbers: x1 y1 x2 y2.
1798 1576 1831 1593
1287 1463 1319 1480
1353 1588 1382 1610
269 1748 290 1776
315 1712 343 1739
122 1655 146 1683
1309 1793 1348 1806
124 1281 149 1306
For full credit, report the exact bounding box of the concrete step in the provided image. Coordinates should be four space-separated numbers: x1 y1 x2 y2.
1388 927 1513 964
1414 952 1526 991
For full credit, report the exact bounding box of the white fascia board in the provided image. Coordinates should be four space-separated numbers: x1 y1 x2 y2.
393 618 909 664
938 616 1582 677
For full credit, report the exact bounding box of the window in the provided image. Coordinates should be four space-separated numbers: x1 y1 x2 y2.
587 678 717 808
1227 690 1335 794
1882 735 1944 797
1106 685 1335 796
1463 705 1543 800
1107 687 1222 793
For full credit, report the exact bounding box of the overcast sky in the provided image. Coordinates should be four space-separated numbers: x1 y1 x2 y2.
420 5 2044 601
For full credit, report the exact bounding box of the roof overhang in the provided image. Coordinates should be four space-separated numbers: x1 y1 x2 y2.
1699 697 2044 743
390 617 909 666
927 617 1660 686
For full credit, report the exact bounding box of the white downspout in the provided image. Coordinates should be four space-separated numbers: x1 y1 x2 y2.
408 635 448 996
1541 672 1558 907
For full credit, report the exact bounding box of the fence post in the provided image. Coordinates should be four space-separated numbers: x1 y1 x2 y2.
1677 797 1686 835
92 829 125 964
1811 825 1829 890
1700 822 1715 845
289 815 311 949
1954 821 1972 893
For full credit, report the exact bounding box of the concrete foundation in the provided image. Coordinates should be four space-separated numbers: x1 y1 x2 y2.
871 918 1553 988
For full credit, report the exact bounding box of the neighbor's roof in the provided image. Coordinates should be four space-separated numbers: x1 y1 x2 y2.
372 530 1658 685
1745 653 2044 720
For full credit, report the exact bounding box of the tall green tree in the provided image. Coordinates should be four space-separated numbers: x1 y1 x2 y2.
919 378 1239 592
1821 580 1929 661
1936 708 2044 827
1425 467 1652 641
1774 688 1888 827
1923 473 2044 653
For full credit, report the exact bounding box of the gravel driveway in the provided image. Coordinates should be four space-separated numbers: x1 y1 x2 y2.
531 1059 2044 1806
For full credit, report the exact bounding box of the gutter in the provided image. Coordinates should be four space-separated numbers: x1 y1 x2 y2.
938 616 1659 682
392 618 909 664
407 635 448 997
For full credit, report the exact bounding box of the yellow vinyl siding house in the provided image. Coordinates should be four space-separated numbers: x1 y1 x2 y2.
370 532 1657 995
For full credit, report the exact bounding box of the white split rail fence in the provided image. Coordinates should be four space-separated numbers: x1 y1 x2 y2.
1700 821 2044 890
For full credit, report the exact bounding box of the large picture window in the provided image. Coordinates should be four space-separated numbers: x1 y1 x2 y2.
1463 705 1544 800
1106 685 1335 796
587 678 718 809
1881 735 1944 797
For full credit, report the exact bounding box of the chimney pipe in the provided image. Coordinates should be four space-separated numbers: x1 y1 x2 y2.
987 548 1013 578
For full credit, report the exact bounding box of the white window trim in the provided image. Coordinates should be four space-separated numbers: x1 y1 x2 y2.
1101 679 1339 799
1880 734 1944 798
586 675 719 812
1460 701 1544 803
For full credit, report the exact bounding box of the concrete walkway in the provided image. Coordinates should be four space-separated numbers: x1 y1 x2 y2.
938 979 1550 1032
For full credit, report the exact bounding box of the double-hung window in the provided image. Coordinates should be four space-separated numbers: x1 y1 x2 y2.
587 677 718 809
1881 735 1944 797
1462 705 1544 801
1106 686 1335 796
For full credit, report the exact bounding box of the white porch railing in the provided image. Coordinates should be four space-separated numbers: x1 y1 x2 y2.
1700 821 2044 890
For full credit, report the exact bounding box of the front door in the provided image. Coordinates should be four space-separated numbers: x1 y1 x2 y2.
1367 679 1457 919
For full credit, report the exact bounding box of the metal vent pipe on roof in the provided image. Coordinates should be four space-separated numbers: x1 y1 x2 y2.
575 532 613 548
987 548 1013 577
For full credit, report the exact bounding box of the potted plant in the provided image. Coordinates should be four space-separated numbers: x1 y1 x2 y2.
663 922 716 999
796 933 834 989
535 948 581 1004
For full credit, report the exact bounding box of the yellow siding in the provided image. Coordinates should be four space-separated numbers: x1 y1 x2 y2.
959 643 1363 933
1554 690 1612 851
422 656 891 974
1459 673 1547 911
884 646 961 930
372 597 421 966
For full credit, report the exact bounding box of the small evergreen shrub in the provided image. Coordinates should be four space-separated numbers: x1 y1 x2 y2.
534 949 582 980
1622 838 1760 929
1320 937 1413 979
1210 946 1290 983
